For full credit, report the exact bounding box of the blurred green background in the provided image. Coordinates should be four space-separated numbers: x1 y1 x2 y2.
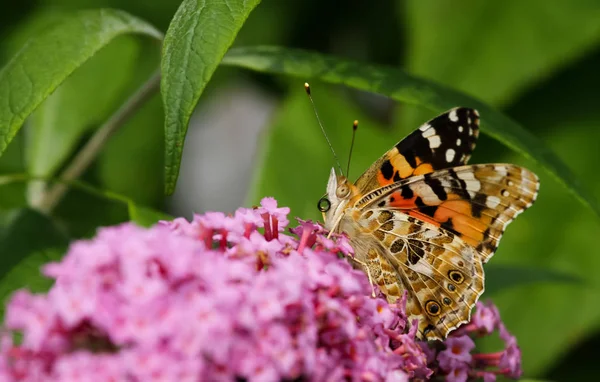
1 0 600 380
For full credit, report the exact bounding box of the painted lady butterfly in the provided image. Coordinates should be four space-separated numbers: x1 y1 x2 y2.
318 107 539 340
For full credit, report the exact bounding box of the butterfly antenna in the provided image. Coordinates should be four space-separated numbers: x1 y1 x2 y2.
304 83 344 175
346 120 358 178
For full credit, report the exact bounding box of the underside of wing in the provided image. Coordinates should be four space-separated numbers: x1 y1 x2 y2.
356 164 539 262
353 107 480 196
348 209 484 340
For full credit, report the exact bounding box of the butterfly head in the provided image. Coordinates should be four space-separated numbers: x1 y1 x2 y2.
318 167 357 232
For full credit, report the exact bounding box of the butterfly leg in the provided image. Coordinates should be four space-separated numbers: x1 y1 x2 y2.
326 214 345 239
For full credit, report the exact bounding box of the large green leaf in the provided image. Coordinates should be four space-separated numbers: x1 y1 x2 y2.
222 46 600 218
0 9 163 158
25 35 140 178
26 36 141 204
161 0 262 195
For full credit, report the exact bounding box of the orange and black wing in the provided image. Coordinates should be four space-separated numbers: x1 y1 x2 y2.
354 107 480 194
356 164 539 262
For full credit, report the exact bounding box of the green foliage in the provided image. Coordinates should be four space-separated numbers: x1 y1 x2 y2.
26 38 139 179
484 265 583 297
161 0 262 194
0 0 598 379
0 9 162 156
405 0 600 105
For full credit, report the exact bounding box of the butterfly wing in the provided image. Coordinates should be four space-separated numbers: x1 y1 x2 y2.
354 107 480 194
346 210 484 340
356 164 539 262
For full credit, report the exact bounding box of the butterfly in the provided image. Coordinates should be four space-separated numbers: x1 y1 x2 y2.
318 107 539 341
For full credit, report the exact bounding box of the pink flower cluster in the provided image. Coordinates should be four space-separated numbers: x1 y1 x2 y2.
422 301 523 382
0 197 522 381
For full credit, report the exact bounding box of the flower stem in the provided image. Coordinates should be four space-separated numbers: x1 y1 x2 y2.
36 69 161 214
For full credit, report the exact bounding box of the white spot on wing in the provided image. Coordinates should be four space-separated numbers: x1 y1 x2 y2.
466 180 481 191
423 229 440 239
458 172 481 191
458 126 464 133
428 136 441 149
422 128 436 138
410 261 434 277
419 123 431 132
458 171 475 180
502 190 510 197
413 183 441 204
495 166 508 177
440 179 453 188
456 138 461 146
460 246 475 263
445 148 456 162
468 127 473 136
486 196 501 208
449 110 458 122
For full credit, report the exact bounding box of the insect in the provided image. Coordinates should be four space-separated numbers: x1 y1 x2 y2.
312 94 539 340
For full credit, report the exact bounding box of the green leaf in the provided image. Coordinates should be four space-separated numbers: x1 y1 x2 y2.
25 36 141 204
0 9 163 158
25 36 140 180
484 264 583 296
222 46 600 219
161 0 262 195
0 209 68 282
0 133 26 210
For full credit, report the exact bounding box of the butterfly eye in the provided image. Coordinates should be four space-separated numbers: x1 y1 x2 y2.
317 197 331 212
336 185 350 198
